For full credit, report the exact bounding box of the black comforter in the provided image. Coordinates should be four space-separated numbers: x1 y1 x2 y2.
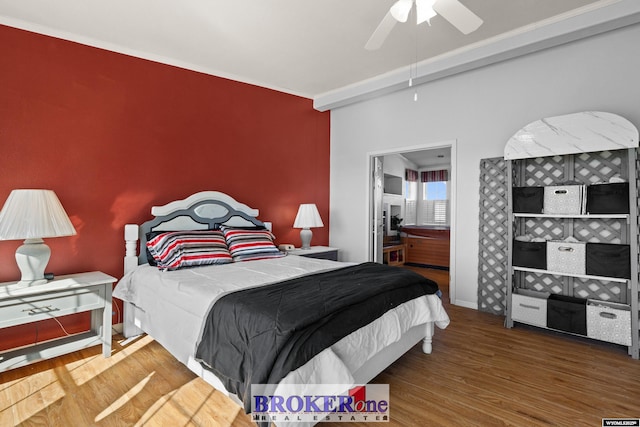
194 262 439 412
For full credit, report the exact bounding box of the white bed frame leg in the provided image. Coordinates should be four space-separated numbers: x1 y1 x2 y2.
122 224 144 338
123 301 144 338
422 321 434 354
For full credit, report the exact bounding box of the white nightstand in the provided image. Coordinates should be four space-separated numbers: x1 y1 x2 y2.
0 271 116 372
288 246 339 261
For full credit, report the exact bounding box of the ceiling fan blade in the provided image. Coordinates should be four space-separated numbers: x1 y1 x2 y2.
433 0 483 34
390 0 413 23
416 0 437 25
365 11 398 50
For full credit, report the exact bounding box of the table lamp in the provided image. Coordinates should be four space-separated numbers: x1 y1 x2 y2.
0 189 77 286
293 203 324 249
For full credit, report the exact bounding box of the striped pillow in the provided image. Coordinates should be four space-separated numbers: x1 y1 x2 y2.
221 226 285 262
146 230 232 270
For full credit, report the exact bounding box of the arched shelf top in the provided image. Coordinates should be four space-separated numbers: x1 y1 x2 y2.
504 111 639 160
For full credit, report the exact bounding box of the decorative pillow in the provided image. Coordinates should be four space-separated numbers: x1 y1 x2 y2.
145 227 224 265
146 230 232 270
221 226 285 262
145 231 169 266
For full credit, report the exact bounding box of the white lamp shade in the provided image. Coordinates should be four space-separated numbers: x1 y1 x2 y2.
0 189 77 240
293 204 324 229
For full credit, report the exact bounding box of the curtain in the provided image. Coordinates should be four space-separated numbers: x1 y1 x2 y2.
405 169 419 182
421 169 449 182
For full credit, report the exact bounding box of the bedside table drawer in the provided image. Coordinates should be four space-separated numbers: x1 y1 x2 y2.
0 286 106 329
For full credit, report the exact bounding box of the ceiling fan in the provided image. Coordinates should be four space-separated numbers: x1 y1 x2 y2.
365 0 483 50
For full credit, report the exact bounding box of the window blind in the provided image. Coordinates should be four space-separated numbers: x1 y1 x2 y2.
418 200 449 225
404 181 417 225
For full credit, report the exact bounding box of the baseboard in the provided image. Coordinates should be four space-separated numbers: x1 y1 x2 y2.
451 299 478 310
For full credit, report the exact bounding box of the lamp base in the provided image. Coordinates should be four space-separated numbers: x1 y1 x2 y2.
299 228 313 249
15 238 51 286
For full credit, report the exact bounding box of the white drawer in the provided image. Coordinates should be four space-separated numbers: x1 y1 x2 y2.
547 241 586 275
543 185 584 214
512 293 547 327
586 301 631 346
0 286 106 329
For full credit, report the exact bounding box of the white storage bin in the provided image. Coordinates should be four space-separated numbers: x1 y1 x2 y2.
512 293 548 327
543 185 584 214
547 241 586 275
586 300 631 346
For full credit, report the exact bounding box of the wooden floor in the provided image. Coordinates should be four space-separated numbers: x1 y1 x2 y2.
2 266 639 426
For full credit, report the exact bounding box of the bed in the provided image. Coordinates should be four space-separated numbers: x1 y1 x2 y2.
113 191 450 422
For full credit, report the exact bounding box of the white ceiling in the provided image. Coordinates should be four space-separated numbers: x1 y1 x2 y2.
1 0 639 110
402 147 451 168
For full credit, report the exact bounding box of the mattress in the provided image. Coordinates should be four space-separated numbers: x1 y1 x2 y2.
113 255 450 411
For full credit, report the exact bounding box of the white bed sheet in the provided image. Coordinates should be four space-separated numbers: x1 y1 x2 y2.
114 255 351 363
113 255 450 409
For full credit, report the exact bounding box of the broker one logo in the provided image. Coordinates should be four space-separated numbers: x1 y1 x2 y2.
251 384 390 423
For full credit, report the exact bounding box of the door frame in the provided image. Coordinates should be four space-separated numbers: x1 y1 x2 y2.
371 156 384 263
366 139 457 303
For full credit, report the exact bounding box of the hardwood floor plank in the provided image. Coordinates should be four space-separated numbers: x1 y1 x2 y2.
2 265 639 426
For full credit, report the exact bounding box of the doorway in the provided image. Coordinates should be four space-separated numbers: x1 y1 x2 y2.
369 141 456 302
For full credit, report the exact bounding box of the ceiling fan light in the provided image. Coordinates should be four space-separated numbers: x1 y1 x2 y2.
416 0 437 24
390 0 413 23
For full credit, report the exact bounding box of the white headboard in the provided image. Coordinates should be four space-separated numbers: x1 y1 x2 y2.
124 191 269 272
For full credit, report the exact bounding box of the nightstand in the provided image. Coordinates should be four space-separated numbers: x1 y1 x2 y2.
289 246 339 261
0 271 116 372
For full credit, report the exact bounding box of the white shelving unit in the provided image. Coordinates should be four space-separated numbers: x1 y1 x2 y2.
503 111 640 359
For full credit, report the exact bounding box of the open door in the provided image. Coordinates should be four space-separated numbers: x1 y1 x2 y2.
368 143 456 303
371 156 384 263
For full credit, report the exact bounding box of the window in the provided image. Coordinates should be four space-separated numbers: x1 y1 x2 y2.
419 181 449 225
404 181 417 225
424 181 446 200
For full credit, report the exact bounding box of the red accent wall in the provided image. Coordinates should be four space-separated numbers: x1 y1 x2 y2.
0 25 330 351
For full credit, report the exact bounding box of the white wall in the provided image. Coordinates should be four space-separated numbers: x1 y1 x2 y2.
329 23 640 309
383 154 415 184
